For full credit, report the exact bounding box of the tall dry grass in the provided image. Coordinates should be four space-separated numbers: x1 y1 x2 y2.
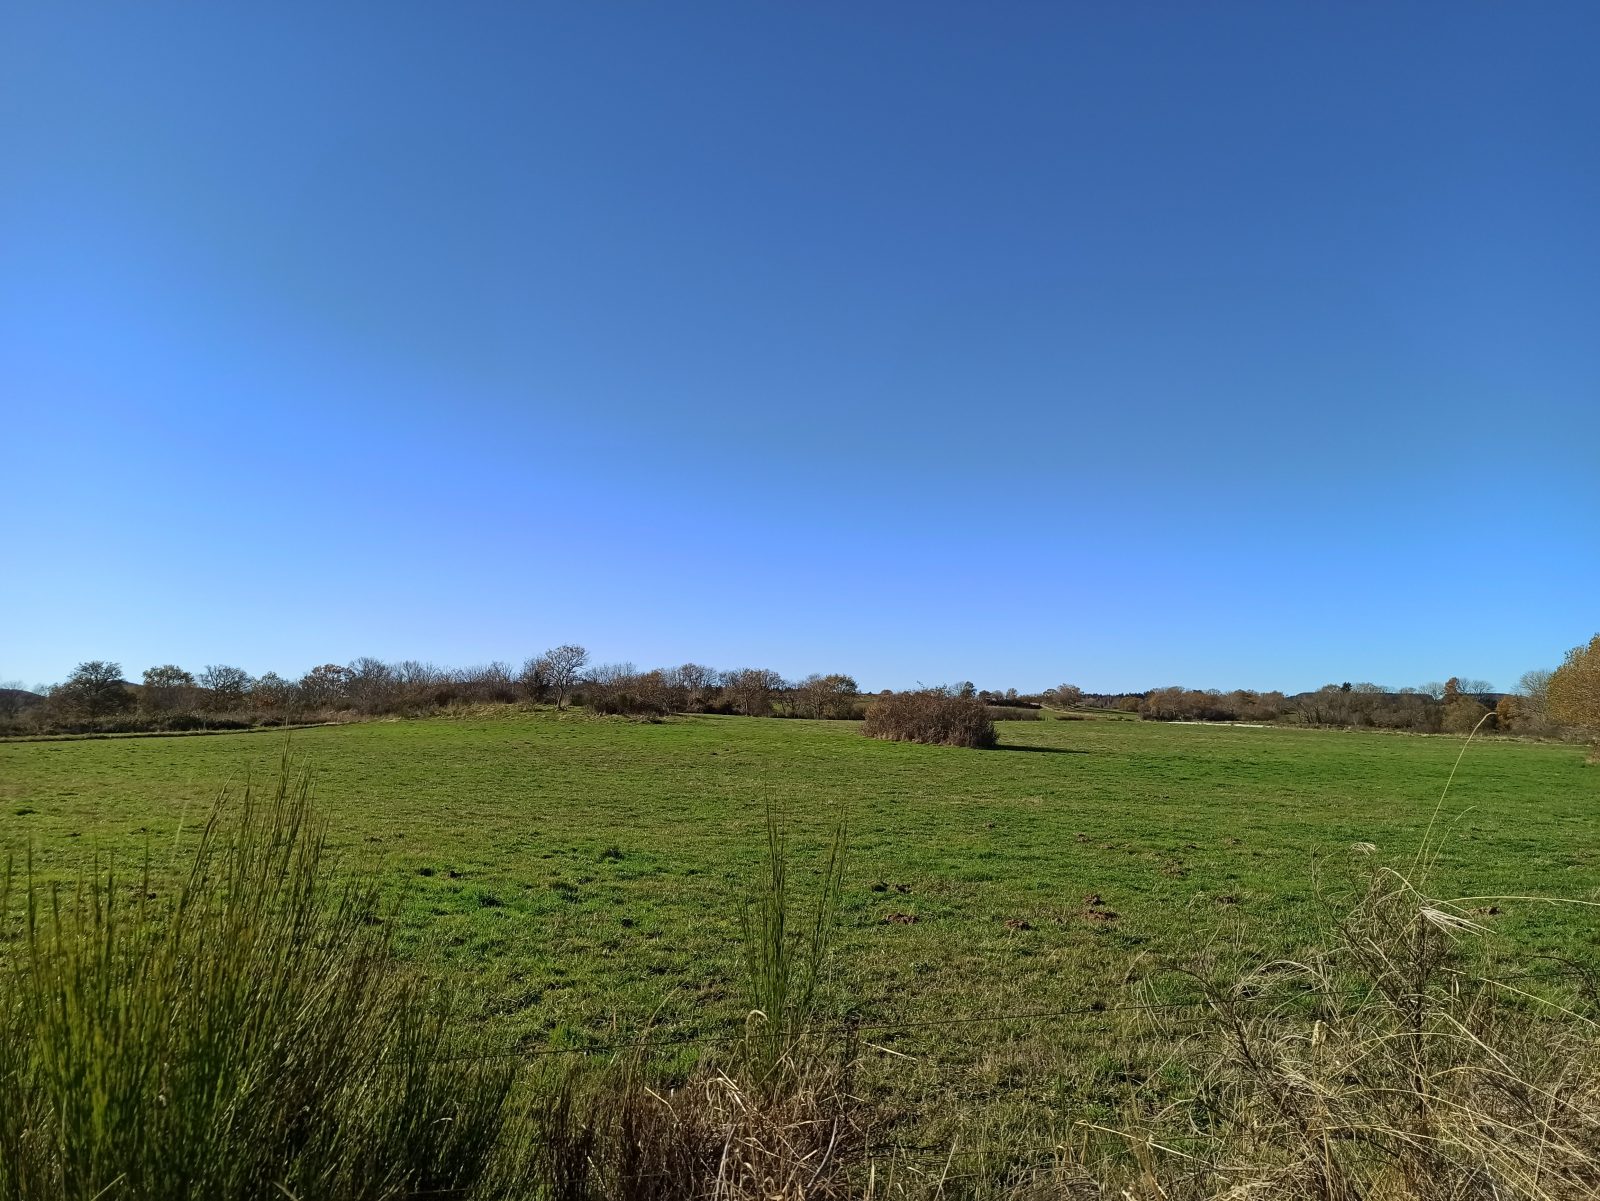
1088 873 1600 1200
495 1058 858 1201
1085 720 1600 1200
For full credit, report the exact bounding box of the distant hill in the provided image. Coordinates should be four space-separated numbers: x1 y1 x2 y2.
0 687 45 710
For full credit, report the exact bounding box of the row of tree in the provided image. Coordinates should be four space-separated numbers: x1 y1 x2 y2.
6 638 1597 750
1049 670 1580 738
1 649 865 732
1135 680 1508 734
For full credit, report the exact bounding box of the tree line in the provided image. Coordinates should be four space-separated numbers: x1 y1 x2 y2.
1072 675 1558 736
0 649 864 734
4 638 1596 751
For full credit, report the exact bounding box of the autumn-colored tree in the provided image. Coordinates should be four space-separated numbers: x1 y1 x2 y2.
1140 686 1187 722
251 672 297 710
298 664 354 709
722 667 785 717
1442 696 1490 734
1495 695 1521 731
1547 635 1600 760
793 673 859 719
140 664 196 713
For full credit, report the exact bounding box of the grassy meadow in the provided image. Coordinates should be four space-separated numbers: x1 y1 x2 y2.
2 710 1597 1154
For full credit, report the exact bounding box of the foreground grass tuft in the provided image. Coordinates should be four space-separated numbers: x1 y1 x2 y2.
740 799 848 1084
0 757 514 1201
1086 867 1600 1200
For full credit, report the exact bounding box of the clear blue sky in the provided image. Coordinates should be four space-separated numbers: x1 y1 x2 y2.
4 3 1596 694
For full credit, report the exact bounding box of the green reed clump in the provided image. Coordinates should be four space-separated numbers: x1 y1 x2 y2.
739 800 848 1085
0 758 514 1201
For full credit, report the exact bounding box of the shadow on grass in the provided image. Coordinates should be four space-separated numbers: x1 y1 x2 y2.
994 744 1089 755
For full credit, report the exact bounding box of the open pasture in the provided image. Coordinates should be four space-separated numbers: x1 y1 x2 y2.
2 712 1595 1145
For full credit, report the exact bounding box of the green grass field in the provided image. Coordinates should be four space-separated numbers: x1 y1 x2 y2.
2 711 1595 1147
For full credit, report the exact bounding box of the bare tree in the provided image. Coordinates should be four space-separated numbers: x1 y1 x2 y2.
394 660 446 708
454 661 519 704
537 645 588 710
0 680 37 720
346 657 397 714
1518 668 1554 716
1346 682 1388 727
586 661 638 711
635 669 673 713
722 667 785 717
251 671 298 711
665 663 719 711
793 673 859 719
198 664 253 712
298 664 353 709
1048 683 1084 708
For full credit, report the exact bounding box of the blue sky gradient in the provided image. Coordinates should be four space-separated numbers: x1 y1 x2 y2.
4 3 1597 693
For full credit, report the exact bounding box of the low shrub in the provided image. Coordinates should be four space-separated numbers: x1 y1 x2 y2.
986 705 1040 721
863 689 997 748
587 693 670 718
497 1056 857 1201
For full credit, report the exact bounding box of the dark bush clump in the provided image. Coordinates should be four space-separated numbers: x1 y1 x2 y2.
586 693 669 718
986 706 1040 721
863 689 997 749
